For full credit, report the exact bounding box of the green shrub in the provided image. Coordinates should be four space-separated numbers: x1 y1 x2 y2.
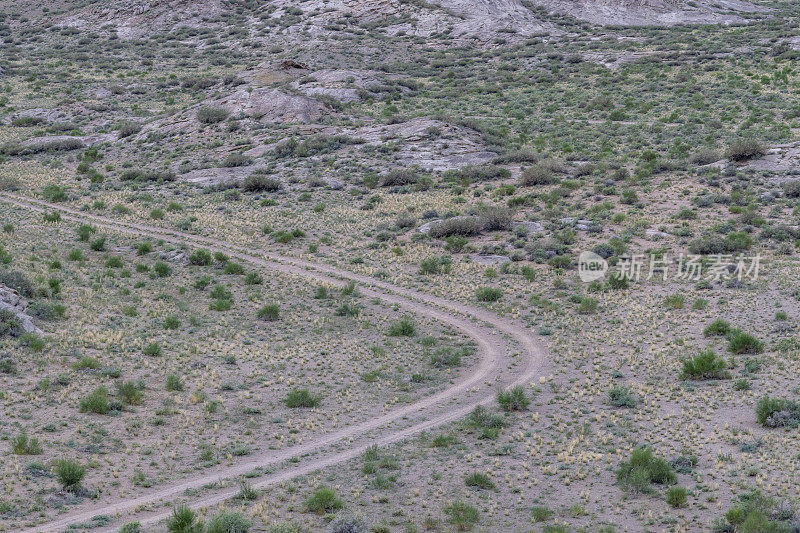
0 309 22 338
224 262 244 275
304 486 343 514
285 388 321 408
666 486 688 508
608 386 637 408
663 294 684 309
616 447 676 492
755 395 800 427
41 184 68 202
607 273 629 289
166 374 184 392
143 342 162 357
72 356 100 370
531 506 554 522
11 431 42 455
220 153 252 168
419 256 451 275
0 270 34 297
519 165 553 186
429 346 467 368
197 106 229 124
722 489 794 532
118 121 142 138
443 501 479 531
166 504 203 533
577 297 598 314
90 236 106 251
726 139 765 161
381 168 418 186
120 522 142 533
241 173 282 192
189 249 213 266
428 216 484 238
496 386 530 412
116 381 144 406
28 301 67 320
475 287 502 302
206 511 251 533
388 317 415 336
689 231 753 255
257 304 280 321
727 330 763 354
479 205 514 231
79 387 111 414
704 319 730 336
244 272 263 285
681 350 730 380
153 262 172 277
464 405 506 439
54 459 85 491
464 472 495 490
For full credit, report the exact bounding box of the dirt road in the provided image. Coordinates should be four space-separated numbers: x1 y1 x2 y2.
0 192 548 533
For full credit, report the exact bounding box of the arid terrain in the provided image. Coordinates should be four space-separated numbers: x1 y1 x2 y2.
1 0 800 532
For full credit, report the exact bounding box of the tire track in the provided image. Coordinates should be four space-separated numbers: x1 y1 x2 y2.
0 192 547 533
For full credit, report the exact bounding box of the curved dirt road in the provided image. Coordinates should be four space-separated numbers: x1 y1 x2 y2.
1 192 548 533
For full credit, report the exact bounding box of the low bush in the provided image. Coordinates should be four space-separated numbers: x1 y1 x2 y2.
727 329 763 354
419 255 451 275
429 346 467 368
166 504 203 533
304 486 343 514
783 180 800 198
0 309 22 338
608 386 637 408
464 472 495 490
257 304 280 321
388 317 415 336
616 447 676 493
189 249 213 266
519 165 553 186
722 489 795 533
380 168 418 187
464 405 506 439
54 459 85 492
221 153 252 168
667 486 688 508
478 206 514 231
197 106 229 124
79 386 111 414
118 121 142 138
496 386 530 411
444 165 510 184
531 506 554 522
241 173 282 192
475 286 502 302
703 319 730 336
428 217 484 238
726 139 765 161
11 431 42 455
206 511 251 533
116 380 144 406
285 388 321 408
756 395 800 428
681 350 730 380
327 513 367 533
443 501 479 531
